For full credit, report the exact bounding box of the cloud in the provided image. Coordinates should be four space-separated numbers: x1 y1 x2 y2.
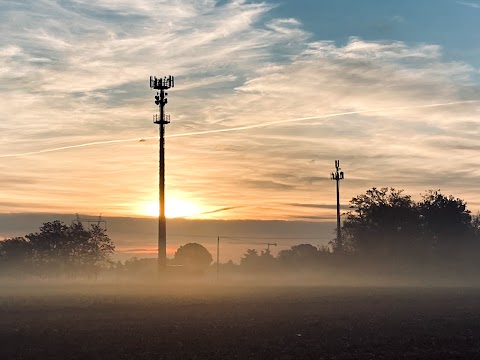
197 206 240 215
243 180 296 191
457 1 480 9
3 99 477 159
1 1 480 220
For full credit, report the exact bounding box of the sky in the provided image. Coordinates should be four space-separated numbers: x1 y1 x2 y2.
1 0 480 228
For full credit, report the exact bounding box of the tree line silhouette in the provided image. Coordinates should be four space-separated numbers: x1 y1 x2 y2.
0 221 114 278
231 188 480 279
2 188 480 279
343 188 479 260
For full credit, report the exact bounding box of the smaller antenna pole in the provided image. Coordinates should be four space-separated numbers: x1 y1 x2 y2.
330 160 345 252
216 236 220 282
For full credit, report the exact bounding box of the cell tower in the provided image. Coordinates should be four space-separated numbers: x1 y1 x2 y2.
330 160 345 252
150 75 174 272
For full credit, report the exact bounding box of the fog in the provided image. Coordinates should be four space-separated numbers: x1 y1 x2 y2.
4 260 480 359
2 262 480 299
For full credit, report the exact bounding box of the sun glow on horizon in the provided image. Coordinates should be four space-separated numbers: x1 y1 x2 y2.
140 199 201 219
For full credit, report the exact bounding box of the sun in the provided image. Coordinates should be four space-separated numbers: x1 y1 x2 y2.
140 199 201 218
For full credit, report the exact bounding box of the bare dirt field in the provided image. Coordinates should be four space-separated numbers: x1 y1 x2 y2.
1 283 480 359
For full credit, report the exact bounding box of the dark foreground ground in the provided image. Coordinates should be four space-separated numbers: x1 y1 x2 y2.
1 282 480 359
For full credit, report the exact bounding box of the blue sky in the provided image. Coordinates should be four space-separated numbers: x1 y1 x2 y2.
271 0 480 66
1 0 480 227
275 1 475 42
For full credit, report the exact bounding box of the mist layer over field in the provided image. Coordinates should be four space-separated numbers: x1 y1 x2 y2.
1 279 480 360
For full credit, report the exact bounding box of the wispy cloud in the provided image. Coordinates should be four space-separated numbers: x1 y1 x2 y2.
457 1 480 9
1 1 480 221
2 99 477 158
197 206 240 216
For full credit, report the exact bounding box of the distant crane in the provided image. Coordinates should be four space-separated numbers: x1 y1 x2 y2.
223 239 279 254
215 238 284 281
266 243 277 253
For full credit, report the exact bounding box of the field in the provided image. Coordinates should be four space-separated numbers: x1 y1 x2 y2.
1 282 480 359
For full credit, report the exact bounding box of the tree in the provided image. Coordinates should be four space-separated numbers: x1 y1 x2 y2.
174 243 213 273
0 237 32 275
240 248 259 268
342 187 422 258
341 187 480 269
277 244 320 267
471 214 480 239
240 248 276 271
22 220 114 277
82 224 115 277
419 190 474 258
26 221 71 274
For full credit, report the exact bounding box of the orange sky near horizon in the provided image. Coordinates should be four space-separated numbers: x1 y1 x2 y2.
2 0 480 222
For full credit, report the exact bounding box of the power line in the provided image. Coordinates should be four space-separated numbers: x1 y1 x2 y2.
225 240 292 247
164 234 330 241
166 234 218 238
221 235 322 240
72 213 107 230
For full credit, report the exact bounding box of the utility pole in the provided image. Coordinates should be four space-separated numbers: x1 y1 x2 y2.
150 75 174 272
330 160 345 252
216 236 220 281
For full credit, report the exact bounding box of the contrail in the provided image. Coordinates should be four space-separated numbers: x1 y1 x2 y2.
1 100 478 158
0 137 158 158
166 100 479 138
